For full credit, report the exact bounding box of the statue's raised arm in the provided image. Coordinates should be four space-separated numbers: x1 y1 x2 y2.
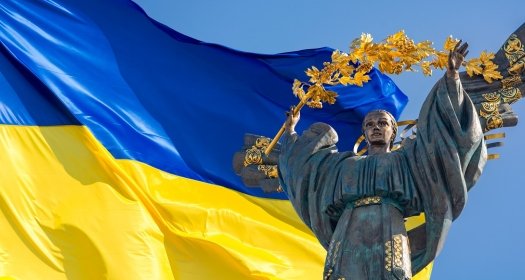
400 41 487 274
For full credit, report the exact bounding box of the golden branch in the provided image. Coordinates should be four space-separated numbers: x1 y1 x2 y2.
264 31 503 155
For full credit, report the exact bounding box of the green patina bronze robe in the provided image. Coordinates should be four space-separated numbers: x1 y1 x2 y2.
278 75 487 279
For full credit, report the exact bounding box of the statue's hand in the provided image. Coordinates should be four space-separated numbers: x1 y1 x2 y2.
447 41 469 79
285 106 300 133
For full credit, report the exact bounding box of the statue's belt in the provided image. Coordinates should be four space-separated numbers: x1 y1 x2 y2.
347 196 403 212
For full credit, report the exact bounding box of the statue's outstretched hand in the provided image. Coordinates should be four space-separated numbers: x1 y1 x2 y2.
448 41 469 79
285 106 300 133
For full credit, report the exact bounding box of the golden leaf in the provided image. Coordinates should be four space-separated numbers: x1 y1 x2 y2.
307 92 323 108
360 33 373 44
378 61 392 73
479 51 496 64
292 31 503 112
430 52 448 69
416 40 434 53
292 79 304 99
349 49 364 64
306 66 320 83
320 90 338 105
331 50 350 64
421 61 432 76
386 30 406 44
351 71 371 87
465 58 483 77
338 64 355 77
356 62 373 74
339 76 351 86
482 62 503 83
444 35 459 51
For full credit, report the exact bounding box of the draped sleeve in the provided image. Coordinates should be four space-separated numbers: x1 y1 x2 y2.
403 74 487 273
278 123 354 249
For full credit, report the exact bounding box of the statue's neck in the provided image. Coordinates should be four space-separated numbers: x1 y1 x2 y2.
367 145 391 155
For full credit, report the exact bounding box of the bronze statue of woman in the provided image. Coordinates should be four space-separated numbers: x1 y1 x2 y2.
278 42 485 279
234 23 525 279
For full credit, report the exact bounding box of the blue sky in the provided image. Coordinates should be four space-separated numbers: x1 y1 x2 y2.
133 1 524 279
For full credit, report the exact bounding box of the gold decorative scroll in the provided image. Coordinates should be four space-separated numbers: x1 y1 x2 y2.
244 136 272 166
504 34 525 75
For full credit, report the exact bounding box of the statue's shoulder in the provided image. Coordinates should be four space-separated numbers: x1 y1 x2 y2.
301 122 339 143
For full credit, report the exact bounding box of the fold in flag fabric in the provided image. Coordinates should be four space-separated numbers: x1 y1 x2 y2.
0 0 427 279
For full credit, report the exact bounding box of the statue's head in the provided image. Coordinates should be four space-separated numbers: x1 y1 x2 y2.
362 109 397 152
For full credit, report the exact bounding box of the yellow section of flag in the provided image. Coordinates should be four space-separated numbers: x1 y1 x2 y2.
0 125 431 279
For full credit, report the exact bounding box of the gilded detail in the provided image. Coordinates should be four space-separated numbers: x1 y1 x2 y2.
354 196 382 207
324 241 342 280
500 87 522 104
257 165 278 178
482 92 501 102
476 34 524 132
486 115 504 131
479 87 522 132
255 137 271 149
384 234 412 278
243 136 273 166
481 101 499 112
501 74 522 89
243 146 263 166
504 34 525 67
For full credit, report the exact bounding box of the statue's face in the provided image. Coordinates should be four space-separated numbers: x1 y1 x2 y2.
363 111 395 149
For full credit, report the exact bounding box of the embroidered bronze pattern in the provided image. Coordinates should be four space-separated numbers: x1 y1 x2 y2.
354 196 382 207
384 235 412 278
324 269 333 280
324 240 341 280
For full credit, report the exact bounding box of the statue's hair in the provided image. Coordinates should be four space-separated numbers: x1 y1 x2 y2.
362 109 398 149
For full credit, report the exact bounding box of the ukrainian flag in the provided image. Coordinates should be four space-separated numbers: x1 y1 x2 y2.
0 0 425 279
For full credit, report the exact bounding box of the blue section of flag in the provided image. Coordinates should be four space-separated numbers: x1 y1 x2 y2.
0 45 79 126
0 0 407 198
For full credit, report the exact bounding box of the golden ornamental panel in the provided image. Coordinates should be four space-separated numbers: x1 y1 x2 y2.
384 234 412 279
504 34 525 67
